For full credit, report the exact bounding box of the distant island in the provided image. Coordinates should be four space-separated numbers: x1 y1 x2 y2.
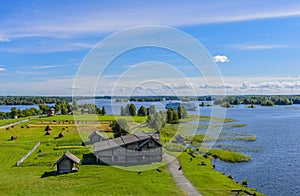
0 95 299 106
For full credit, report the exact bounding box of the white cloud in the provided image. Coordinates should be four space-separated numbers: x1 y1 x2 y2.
2 2 300 39
213 55 229 63
32 65 64 69
0 65 6 72
230 43 290 50
0 36 10 42
1 75 300 95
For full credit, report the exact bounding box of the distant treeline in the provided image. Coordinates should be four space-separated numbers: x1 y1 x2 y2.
0 96 72 105
213 95 300 106
117 96 212 102
1 95 300 106
0 100 107 120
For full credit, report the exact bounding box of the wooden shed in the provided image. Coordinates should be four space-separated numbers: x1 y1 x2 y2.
48 107 55 116
55 152 80 174
89 131 106 144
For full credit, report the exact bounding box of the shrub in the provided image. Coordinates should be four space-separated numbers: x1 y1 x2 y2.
242 179 248 187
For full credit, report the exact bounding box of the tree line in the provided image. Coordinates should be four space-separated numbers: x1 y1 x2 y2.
0 96 71 105
0 101 107 120
214 95 300 106
111 103 188 138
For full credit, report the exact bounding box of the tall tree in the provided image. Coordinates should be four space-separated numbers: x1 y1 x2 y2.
39 104 49 115
129 103 136 116
10 107 18 118
178 105 188 119
149 105 156 116
137 105 147 116
147 111 166 131
101 106 106 115
166 108 179 124
110 119 129 138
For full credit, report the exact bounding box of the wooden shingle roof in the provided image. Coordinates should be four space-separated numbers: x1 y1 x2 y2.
94 132 160 152
89 131 105 139
55 151 80 164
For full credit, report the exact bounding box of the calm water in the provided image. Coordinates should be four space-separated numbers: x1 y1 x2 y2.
1 100 299 195
0 104 55 113
207 105 300 196
0 105 40 112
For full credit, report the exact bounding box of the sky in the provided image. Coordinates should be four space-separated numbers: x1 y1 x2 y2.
0 0 300 96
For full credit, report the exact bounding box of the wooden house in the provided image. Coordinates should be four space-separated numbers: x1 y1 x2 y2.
55 152 80 174
48 107 55 116
89 131 106 144
94 132 162 165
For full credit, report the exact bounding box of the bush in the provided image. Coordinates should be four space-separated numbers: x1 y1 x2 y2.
242 179 248 187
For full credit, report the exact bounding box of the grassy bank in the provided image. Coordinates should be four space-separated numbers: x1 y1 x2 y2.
177 152 263 196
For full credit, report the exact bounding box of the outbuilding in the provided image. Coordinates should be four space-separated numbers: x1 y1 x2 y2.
55 152 80 174
89 131 106 144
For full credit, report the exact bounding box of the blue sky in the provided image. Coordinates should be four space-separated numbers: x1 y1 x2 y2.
0 0 300 95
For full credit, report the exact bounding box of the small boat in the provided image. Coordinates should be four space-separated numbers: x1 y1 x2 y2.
165 101 197 111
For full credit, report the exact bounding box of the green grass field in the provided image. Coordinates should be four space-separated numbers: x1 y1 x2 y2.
0 119 183 196
0 114 263 195
31 114 147 123
0 116 36 126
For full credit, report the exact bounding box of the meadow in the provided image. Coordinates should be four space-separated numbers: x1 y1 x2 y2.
0 114 262 195
0 115 182 196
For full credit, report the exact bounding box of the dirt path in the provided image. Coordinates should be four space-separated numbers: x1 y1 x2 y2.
163 153 202 196
0 118 31 129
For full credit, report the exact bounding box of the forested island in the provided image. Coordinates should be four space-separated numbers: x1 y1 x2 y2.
1 95 299 106
0 96 72 105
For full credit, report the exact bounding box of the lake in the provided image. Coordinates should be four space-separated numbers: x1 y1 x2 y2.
1 100 299 195
205 105 300 196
